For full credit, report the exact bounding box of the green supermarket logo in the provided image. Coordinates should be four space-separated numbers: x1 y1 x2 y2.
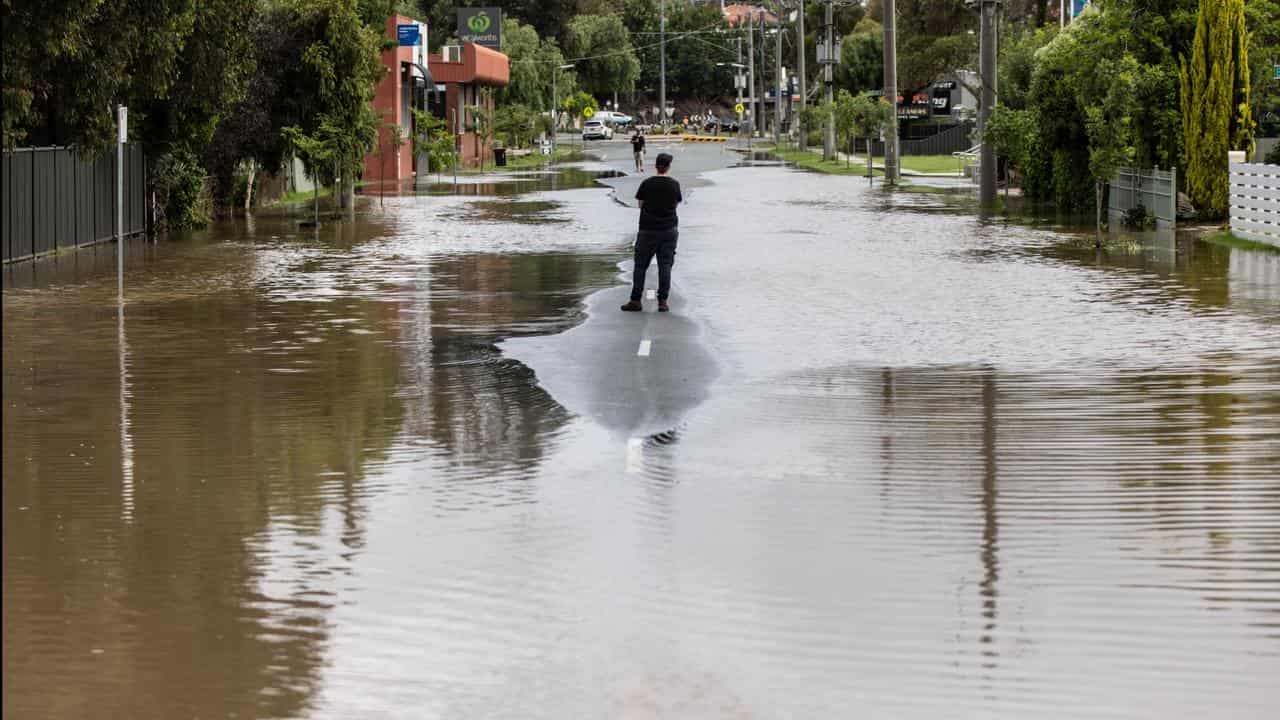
468 12 491 33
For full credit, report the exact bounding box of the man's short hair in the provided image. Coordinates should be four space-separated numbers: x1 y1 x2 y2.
655 152 673 170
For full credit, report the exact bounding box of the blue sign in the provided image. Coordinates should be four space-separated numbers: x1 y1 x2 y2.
1072 0 1088 17
397 24 420 47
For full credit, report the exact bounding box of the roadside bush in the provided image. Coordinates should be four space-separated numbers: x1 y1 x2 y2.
152 149 211 231
1266 142 1280 165
1121 203 1155 230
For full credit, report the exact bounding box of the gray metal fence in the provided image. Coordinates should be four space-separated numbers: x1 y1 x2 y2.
2 145 146 263
1108 166 1177 229
855 122 976 157
1229 162 1280 248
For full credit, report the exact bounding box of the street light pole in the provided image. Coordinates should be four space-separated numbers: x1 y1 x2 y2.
552 63 574 155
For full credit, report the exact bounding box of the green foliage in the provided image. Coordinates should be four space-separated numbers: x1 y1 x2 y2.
152 149 212 231
984 107 1037 183
1181 0 1252 218
892 0 978 92
410 109 456 173
1012 1 1198 212
1244 0 1280 132
838 20 884 95
561 91 599 119
565 13 640 98
1267 143 1280 165
623 0 733 104
494 104 548 147
500 18 575 111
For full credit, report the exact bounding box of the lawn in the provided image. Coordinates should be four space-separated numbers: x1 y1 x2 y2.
769 147 882 176
897 154 967 175
1202 230 1280 253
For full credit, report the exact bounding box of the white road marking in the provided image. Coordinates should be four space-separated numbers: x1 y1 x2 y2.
637 340 652 357
646 289 655 300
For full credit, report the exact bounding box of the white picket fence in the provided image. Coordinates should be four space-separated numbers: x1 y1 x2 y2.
1229 163 1280 248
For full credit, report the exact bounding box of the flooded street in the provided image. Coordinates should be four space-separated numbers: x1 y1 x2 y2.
4 142 1279 718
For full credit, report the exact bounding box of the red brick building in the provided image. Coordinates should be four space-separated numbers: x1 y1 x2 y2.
363 14 429 186
427 43 510 169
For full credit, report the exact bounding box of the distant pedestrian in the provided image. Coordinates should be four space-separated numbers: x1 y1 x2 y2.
630 129 646 173
621 152 682 313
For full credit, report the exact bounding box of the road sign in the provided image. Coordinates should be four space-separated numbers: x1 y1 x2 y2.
397 24 420 46
1274 64 1280 80
734 103 745 115
583 107 594 118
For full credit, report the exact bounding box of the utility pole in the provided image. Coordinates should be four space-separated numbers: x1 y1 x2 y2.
797 0 807 150
752 12 762 135
978 0 999 205
884 0 899 184
821 0 835 160
747 12 756 139
774 16 783 145
660 0 667 128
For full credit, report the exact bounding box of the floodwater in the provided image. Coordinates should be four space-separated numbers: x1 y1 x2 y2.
4 146 1279 719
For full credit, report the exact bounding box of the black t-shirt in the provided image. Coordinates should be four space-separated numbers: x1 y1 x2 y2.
635 175 682 231
631 135 645 152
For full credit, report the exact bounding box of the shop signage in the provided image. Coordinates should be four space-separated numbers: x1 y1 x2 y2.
397 24 420 47
458 8 501 49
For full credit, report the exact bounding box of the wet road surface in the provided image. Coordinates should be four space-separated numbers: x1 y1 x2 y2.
4 140 1280 718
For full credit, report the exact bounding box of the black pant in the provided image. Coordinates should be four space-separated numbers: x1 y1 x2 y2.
631 229 678 301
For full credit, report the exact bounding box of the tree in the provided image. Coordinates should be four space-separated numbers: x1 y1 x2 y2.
375 121 406 207
1181 0 1253 218
565 14 640 99
1086 57 1139 243
499 17 577 116
561 91 599 126
1244 0 1280 135
411 108 456 180
838 20 884 95
984 107 1037 196
282 125 334 227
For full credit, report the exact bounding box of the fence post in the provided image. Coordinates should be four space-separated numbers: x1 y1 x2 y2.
117 106 126 299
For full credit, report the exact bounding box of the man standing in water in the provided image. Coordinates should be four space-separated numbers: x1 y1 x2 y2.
621 152 682 313
630 129 645 173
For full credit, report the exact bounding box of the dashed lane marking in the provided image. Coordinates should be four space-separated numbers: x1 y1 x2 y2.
637 340 652 357
646 290 655 300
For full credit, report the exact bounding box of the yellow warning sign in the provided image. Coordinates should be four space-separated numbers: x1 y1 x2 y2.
734 103 745 115
583 107 595 118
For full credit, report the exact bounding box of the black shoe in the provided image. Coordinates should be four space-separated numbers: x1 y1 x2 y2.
657 299 670 312
620 300 643 312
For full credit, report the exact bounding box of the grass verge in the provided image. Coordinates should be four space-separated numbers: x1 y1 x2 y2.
898 155 967 175
273 187 332 206
770 147 882 176
1202 230 1280 253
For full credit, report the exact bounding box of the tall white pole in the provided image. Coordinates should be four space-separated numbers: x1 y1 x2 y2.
116 105 126 302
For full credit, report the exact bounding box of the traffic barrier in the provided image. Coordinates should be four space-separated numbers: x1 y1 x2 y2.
681 136 730 143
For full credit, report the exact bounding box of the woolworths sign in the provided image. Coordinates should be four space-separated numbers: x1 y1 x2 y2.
457 8 501 49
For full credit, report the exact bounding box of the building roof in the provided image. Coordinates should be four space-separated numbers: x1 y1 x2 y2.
428 42 510 87
723 4 779 26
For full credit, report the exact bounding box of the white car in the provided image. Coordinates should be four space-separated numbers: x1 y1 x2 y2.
594 111 633 127
582 119 613 140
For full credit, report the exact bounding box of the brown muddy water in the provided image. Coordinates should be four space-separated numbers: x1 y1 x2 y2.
4 155 1280 719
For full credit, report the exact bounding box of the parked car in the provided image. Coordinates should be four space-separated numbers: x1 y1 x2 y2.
582 119 614 140
592 110 632 127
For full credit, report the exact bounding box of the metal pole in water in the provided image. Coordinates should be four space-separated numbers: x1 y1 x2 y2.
797 0 807 150
117 105 126 301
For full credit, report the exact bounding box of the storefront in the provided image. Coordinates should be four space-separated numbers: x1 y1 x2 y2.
427 42 510 168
